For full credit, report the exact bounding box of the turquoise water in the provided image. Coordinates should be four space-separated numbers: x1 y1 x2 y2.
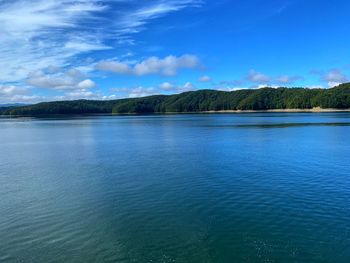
0 113 349 262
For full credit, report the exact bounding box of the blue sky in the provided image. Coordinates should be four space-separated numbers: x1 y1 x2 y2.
0 0 350 103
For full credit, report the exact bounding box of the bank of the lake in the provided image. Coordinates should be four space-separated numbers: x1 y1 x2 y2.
204 107 350 113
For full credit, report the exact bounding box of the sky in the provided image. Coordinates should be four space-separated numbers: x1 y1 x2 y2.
1 0 350 104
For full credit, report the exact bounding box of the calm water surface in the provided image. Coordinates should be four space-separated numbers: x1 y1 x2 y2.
0 113 349 262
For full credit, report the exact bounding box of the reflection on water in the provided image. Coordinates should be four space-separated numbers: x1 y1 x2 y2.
206 122 350 128
0 113 349 263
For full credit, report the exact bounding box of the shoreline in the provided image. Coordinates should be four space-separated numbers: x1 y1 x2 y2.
1 108 350 118
203 108 350 113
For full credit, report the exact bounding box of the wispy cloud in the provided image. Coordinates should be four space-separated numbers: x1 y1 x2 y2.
215 70 304 90
311 68 349 88
323 69 348 87
0 0 202 83
276 75 303 85
198 75 211 82
247 70 271 84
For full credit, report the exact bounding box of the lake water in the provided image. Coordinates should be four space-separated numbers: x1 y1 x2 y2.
0 113 349 263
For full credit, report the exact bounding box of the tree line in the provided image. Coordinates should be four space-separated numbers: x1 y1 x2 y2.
1 83 350 116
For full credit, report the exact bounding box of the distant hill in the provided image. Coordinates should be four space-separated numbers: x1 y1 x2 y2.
0 103 28 108
1 83 350 116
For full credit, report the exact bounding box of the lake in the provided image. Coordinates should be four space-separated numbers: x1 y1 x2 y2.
0 113 349 262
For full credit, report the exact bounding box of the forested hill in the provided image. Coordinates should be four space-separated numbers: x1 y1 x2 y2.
2 83 350 116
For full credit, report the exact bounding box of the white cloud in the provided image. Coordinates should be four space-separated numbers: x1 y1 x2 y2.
323 69 348 87
0 85 23 96
199 75 211 82
159 82 195 92
217 87 249 92
96 54 200 76
308 85 326 89
134 55 200 76
159 82 175 91
327 82 341 88
6 95 44 104
181 82 195 92
257 84 269 89
103 94 118 100
310 69 348 88
110 86 160 98
243 71 305 86
257 84 279 89
64 89 95 99
276 75 291 84
52 89 121 101
0 0 201 83
26 68 95 90
0 0 110 82
0 85 43 104
109 81 196 99
115 1 202 37
128 87 158 98
64 41 111 52
109 87 130 93
96 61 131 74
77 79 96 89
247 70 271 83
27 72 75 89
324 69 348 83
276 75 302 85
